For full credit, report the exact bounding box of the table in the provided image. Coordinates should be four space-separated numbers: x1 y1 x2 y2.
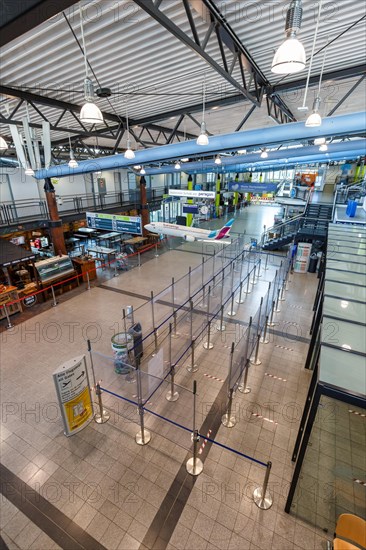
124 237 147 246
87 246 116 266
96 232 123 247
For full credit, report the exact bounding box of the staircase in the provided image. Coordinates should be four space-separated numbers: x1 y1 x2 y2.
261 204 333 251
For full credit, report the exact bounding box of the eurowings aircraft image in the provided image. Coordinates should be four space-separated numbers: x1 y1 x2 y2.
144 219 234 242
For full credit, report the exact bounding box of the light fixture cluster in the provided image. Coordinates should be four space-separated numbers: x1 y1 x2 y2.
0 136 7 150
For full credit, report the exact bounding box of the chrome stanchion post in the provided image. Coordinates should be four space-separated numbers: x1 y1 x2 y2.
216 304 226 332
253 461 273 510
221 343 237 427
238 358 251 394
138 251 141 267
252 264 257 285
113 258 118 277
154 243 159 257
261 316 269 344
3 305 14 330
187 338 198 373
250 333 262 365
203 320 214 350
86 271 91 290
201 284 206 308
244 272 251 295
171 277 175 316
135 357 151 445
279 279 286 301
275 288 281 313
267 300 276 327
257 257 262 277
151 291 158 350
172 310 180 339
186 381 203 475
189 299 194 342
236 281 245 304
201 257 205 289
87 339 97 389
51 286 58 307
264 252 269 271
227 268 236 316
94 382 110 424
166 324 179 401
188 266 191 300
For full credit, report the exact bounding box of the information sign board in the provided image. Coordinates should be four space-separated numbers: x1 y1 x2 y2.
86 212 142 234
53 355 93 436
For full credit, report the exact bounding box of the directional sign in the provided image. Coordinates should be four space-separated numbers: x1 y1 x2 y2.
228 182 278 193
53 355 93 436
168 189 216 199
86 212 142 235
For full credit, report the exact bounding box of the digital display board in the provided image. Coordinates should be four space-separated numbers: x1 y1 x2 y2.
86 212 142 235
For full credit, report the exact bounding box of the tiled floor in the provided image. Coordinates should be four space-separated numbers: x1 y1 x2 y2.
0 207 330 549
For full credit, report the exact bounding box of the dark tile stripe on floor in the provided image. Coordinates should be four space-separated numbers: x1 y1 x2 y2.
98 284 151 301
0 464 107 550
139 381 232 550
0 536 9 550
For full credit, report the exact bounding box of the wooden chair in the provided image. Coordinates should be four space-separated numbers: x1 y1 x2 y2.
334 514 366 549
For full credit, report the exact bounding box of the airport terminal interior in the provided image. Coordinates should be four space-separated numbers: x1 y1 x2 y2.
0 1 365 549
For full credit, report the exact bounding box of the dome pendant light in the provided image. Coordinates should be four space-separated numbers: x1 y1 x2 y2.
140 166 146 175
319 143 328 152
197 75 209 146
174 161 181 170
79 9 104 126
0 136 8 150
68 134 78 168
271 0 306 74
260 149 268 159
215 155 222 165
124 99 135 159
305 97 322 127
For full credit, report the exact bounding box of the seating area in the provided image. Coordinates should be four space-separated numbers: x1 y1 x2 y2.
331 514 366 549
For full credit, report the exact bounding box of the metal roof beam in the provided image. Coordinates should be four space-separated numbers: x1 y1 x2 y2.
132 64 366 126
0 0 79 47
133 0 264 106
327 74 366 117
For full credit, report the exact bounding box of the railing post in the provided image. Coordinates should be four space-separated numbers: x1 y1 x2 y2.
3 305 14 330
51 286 58 307
94 382 110 424
261 316 269 344
135 358 151 445
187 338 198 373
238 358 251 394
188 266 192 299
221 343 237 428
166 324 179 402
186 381 203 475
86 271 91 290
253 461 273 510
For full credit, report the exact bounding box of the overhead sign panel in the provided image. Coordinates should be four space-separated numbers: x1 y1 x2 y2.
86 212 142 234
228 182 278 193
168 189 216 199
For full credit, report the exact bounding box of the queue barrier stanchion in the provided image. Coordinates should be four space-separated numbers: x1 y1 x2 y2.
51 286 58 307
252 264 257 285
267 300 276 327
244 271 251 295
86 271 91 290
135 359 151 445
264 252 269 271
236 281 245 304
275 288 281 313
172 310 180 339
253 461 273 510
151 291 158 351
227 266 237 317
221 342 237 428
155 243 159 257
216 304 226 332
187 338 198 373
250 333 262 366
238 358 251 394
94 382 110 424
166 324 179 402
87 339 97 389
188 266 192 300
279 279 286 301
260 315 270 344
113 258 118 277
186 380 203 476
3 304 14 330
257 258 262 278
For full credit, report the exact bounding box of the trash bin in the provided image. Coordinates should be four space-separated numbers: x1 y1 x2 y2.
346 200 357 217
308 253 318 273
111 332 134 374
128 322 143 361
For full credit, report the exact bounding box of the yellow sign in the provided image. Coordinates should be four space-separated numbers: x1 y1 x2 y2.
53 356 93 436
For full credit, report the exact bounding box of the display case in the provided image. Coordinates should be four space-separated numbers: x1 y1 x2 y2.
35 255 75 284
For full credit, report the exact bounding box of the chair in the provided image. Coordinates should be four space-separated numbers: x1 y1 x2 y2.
334 514 366 549
334 539 361 549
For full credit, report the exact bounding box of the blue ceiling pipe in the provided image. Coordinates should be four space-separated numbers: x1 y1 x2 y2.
146 149 366 175
35 112 366 179
141 140 366 175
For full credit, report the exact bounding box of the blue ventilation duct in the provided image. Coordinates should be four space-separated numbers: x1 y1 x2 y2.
35 112 366 179
141 140 366 175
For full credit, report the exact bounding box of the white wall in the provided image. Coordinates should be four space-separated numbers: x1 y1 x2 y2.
0 166 41 201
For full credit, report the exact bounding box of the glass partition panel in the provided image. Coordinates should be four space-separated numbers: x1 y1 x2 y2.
291 395 366 533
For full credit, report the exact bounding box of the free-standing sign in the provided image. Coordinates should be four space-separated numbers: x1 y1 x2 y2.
23 295 37 307
86 212 142 235
53 355 93 436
